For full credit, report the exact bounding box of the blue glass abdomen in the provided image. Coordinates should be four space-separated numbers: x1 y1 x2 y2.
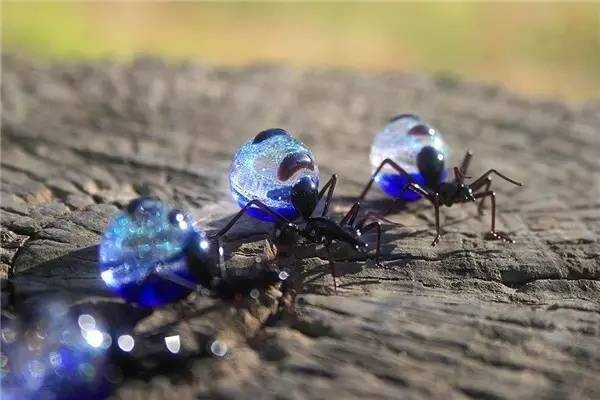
99 197 207 307
370 115 450 201
229 129 319 222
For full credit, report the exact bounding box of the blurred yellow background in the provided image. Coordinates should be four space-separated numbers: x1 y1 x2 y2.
3 2 599 103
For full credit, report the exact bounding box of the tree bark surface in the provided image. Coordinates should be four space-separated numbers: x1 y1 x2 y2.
2 57 600 399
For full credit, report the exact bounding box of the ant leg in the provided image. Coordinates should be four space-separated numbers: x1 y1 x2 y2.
340 201 361 226
459 150 473 177
153 270 203 292
401 182 434 198
453 167 466 185
326 245 338 294
383 198 404 215
357 158 410 202
317 174 337 216
355 211 400 229
431 193 442 247
471 169 522 191
210 200 291 241
476 177 492 215
359 221 382 267
401 183 442 246
473 190 515 243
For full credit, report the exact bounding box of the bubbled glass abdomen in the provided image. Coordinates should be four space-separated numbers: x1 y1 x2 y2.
99 197 207 307
370 115 450 201
229 129 319 221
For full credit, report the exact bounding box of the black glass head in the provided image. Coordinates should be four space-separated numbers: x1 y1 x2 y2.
407 124 434 136
253 128 289 144
291 176 318 219
417 146 445 188
389 113 419 123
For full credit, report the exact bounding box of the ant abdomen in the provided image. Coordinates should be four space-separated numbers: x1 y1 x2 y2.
369 115 450 201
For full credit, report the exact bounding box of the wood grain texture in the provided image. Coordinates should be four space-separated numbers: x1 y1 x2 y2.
2 56 599 399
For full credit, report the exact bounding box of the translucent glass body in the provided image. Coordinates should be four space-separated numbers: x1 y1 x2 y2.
370 115 450 201
229 131 319 221
99 197 206 307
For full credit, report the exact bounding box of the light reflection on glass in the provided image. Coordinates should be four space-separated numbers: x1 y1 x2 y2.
199 239 209 250
48 351 62 368
100 269 116 286
117 335 135 352
209 340 228 357
2 328 17 344
278 271 290 281
77 314 96 331
82 329 104 348
164 335 181 354
27 360 45 378
100 333 112 350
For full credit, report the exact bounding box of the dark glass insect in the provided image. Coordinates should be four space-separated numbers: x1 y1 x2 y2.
99 197 287 307
359 138 523 246
4 197 289 399
369 114 450 201
215 128 391 292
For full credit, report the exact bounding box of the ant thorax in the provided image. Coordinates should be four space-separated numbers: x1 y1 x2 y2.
438 182 475 205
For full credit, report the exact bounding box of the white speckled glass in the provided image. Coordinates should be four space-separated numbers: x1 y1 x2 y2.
229 131 319 221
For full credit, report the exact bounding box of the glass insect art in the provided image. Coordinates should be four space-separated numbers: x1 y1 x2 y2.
358 114 523 246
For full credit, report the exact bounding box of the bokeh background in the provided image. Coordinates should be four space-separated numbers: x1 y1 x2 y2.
3 2 600 103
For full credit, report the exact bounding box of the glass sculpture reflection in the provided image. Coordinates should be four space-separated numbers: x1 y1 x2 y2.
370 114 450 201
229 128 319 221
99 197 206 307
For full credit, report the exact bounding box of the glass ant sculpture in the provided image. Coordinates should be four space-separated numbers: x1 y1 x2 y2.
99 196 287 307
219 128 388 292
358 115 522 246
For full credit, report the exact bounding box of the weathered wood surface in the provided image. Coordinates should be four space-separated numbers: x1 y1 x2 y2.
2 56 600 399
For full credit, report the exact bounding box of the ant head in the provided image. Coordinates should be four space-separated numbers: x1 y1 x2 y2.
291 176 318 220
417 145 445 188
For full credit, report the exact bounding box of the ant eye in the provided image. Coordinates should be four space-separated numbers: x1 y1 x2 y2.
277 153 315 181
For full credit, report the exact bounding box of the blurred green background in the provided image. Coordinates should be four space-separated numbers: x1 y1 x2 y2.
3 2 599 103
